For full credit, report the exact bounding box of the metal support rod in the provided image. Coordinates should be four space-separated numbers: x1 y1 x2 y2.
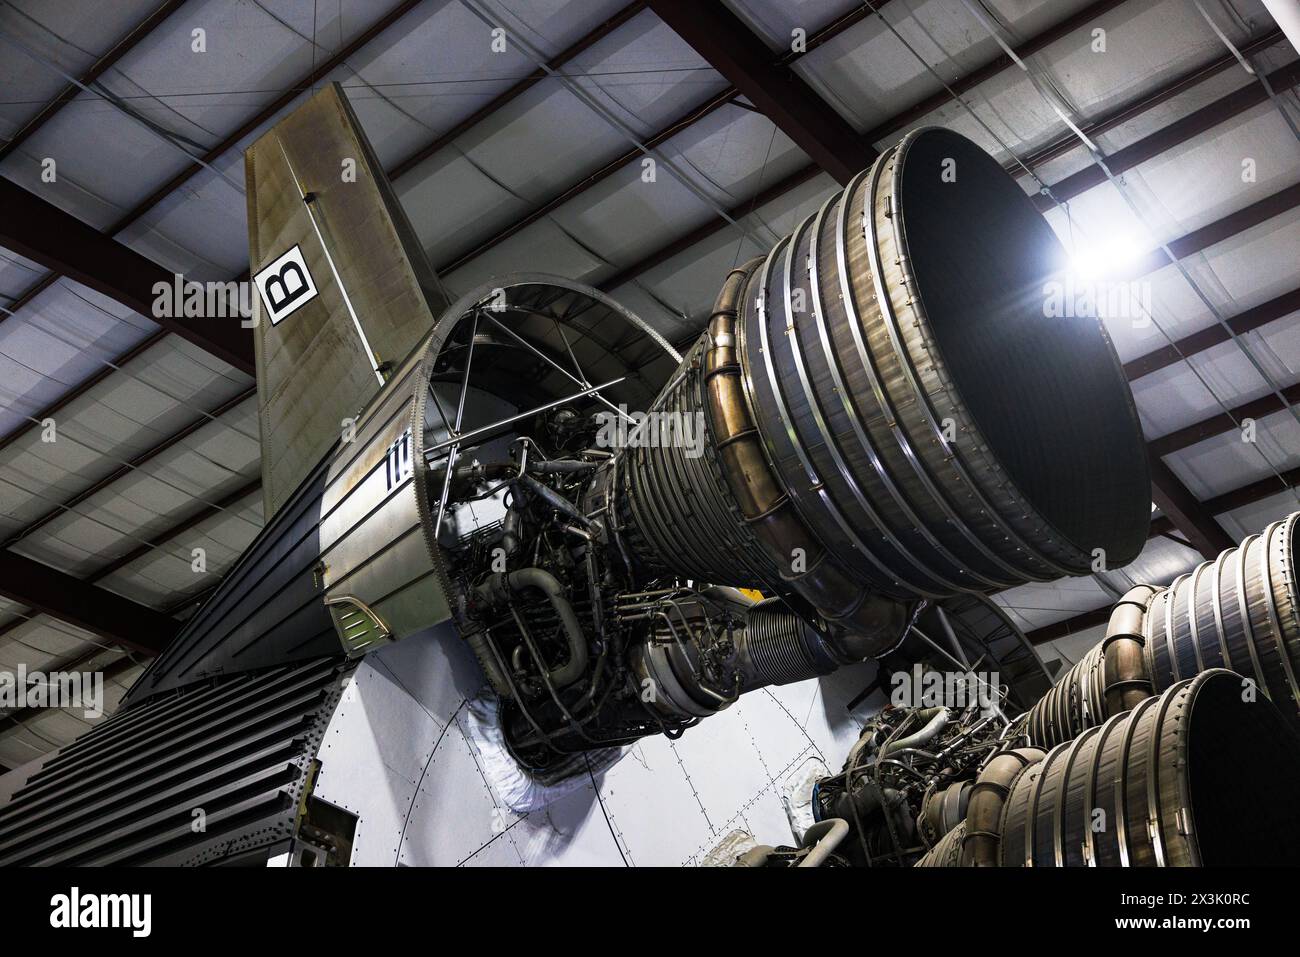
452 312 481 437
480 310 635 424
425 378 627 455
432 313 481 534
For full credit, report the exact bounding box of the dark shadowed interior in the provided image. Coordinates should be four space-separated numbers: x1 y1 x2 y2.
1187 673 1300 865
897 128 1151 565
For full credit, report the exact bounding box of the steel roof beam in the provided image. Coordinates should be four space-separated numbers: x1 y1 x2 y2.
0 330 166 457
388 2 648 180
1119 181 1300 280
1147 457 1235 558
0 552 176 655
867 0 1132 146
601 160 1300 311
590 1 1131 289
597 164 824 292
1124 285 1300 381
1026 606 1113 647
645 0 876 184
0 1 649 455
83 0 430 248
1036 56 1300 209
1020 27 1284 172
0 0 637 326
437 86 740 275
454 0 1123 276
74 478 262 589
1150 465 1300 536
1028 467 1300 645
0 0 1223 441
442 0 1010 275
0 180 255 373
0 478 260 654
1 388 256 550
0 2 650 459
0 0 189 165
1147 380 1300 458
597 17 1294 298
0 0 432 346
1 654 138 731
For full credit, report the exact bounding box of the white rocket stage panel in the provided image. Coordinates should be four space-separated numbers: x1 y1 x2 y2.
312 624 882 866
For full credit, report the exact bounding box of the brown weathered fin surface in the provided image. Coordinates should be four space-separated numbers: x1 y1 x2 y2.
244 82 450 518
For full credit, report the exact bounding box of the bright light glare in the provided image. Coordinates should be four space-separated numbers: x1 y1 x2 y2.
1068 236 1144 280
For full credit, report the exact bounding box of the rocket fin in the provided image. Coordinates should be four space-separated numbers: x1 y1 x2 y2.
244 82 449 517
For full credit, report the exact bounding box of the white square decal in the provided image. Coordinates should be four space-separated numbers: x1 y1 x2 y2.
254 244 319 325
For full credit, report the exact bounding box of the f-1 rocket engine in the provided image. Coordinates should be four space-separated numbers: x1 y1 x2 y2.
433 127 1151 769
126 86 1148 774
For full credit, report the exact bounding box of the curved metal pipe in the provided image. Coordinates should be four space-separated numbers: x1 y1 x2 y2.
515 474 594 530
736 845 775 867
1102 584 1159 715
702 263 907 660
798 817 850 867
961 747 1044 867
476 568 589 688
500 504 522 557
881 707 948 756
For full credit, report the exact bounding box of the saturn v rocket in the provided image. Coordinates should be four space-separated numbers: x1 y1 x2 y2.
2 82 1297 868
